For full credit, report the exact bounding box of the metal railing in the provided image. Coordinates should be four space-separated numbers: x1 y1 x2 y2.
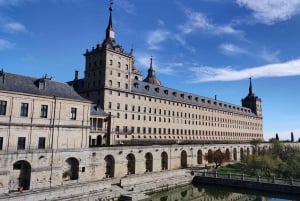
194 171 300 186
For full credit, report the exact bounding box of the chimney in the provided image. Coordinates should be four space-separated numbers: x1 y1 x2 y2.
75 70 79 80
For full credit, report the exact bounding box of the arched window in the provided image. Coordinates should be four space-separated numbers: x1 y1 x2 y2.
104 155 115 178
161 152 168 170
180 150 187 168
145 152 153 172
126 154 135 175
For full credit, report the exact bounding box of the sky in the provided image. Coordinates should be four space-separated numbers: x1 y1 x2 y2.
0 0 300 141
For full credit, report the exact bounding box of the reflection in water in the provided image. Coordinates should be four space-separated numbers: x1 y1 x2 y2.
145 184 296 201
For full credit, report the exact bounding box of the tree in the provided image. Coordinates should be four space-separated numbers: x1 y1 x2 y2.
291 132 294 142
205 149 228 169
275 133 279 141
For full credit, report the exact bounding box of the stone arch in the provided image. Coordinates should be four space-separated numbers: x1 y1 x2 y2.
161 151 168 170
145 152 153 172
233 148 237 161
104 155 115 178
96 135 102 146
240 148 244 160
180 150 187 168
13 160 31 190
64 157 79 180
207 149 213 163
126 153 135 175
225 148 231 161
247 147 250 156
197 150 203 164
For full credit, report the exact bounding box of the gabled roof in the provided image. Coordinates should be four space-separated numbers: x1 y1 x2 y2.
0 71 88 101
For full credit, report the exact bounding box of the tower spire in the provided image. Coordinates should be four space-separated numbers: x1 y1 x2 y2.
106 0 115 40
249 77 253 96
143 57 162 86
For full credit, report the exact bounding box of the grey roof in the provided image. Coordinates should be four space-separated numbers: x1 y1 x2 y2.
131 80 256 116
90 104 109 117
0 72 88 101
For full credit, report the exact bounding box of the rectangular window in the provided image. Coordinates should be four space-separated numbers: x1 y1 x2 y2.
20 103 29 117
71 107 77 120
40 105 48 118
0 137 3 150
17 137 26 150
38 137 46 149
0 100 7 115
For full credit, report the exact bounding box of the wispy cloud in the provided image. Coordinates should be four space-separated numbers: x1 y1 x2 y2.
189 58 300 82
219 43 247 55
0 38 15 50
114 0 135 14
260 48 280 63
3 21 26 33
236 0 300 25
179 8 243 37
146 29 170 50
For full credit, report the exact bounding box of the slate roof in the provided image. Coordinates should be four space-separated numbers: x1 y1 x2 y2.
90 104 109 117
132 80 256 116
0 71 88 101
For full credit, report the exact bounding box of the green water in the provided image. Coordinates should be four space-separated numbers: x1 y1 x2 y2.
145 184 300 201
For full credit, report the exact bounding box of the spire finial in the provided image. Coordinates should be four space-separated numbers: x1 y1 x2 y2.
109 0 113 11
150 56 153 68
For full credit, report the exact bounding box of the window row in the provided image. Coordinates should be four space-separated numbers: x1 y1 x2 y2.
114 126 261 138
0 136 46 151
0 100 77 120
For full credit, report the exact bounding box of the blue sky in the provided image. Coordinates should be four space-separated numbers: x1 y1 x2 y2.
1 0 300 141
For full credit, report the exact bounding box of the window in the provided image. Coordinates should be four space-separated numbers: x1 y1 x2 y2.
38 137 46 149
118 62 121 68
117 103 120 109
0 137 3 150
108 102 112 109
17 137 26 150
20 103 29 117
40 105 48 118
71 107 77 120
125 83 128 89
0 100 7 115
125 104 128 110
117 82 120 88
109 80 112 86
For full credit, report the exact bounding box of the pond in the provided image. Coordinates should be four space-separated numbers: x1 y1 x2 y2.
144 184 300 201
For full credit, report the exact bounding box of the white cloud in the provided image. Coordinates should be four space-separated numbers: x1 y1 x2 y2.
236 0 300 24
179 9 243 37
0 38 15 50
4 22 26 33
146 29 170 50
219 43 247 55
189 58 300 82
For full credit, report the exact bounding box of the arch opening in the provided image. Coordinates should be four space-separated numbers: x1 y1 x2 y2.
104 155 115 178
13 160 31 190
145 152 153 172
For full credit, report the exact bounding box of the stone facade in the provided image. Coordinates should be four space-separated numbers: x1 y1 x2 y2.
69 7 263 145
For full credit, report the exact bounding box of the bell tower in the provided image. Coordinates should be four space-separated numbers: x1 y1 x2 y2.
242 78 262 117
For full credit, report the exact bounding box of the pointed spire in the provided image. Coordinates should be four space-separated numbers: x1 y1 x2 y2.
105 1 115 40
143 57 162 86
249 77 253 96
